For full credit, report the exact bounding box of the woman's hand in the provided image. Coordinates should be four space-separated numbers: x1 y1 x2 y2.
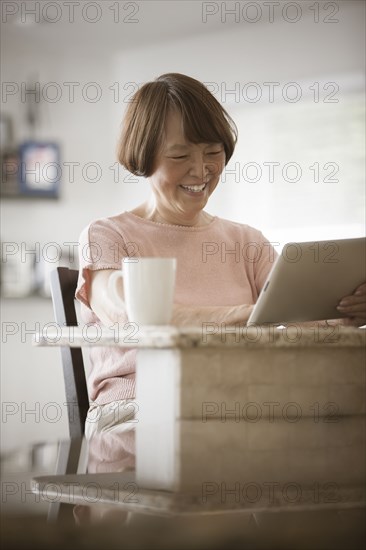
89 269 129 327
336 282 366 327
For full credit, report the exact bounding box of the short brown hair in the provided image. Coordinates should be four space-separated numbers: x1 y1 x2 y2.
117 73 238 177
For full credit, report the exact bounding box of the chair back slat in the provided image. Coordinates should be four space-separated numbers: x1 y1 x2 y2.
50 267 89 438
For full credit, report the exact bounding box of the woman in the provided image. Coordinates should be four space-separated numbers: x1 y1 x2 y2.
76 73 366 436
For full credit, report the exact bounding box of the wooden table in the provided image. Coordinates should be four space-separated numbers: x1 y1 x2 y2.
33 325 366 516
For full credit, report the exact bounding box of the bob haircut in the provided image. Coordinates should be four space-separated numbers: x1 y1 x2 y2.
117 73 238 177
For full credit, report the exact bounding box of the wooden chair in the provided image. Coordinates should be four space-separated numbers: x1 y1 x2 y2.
48 267 89 522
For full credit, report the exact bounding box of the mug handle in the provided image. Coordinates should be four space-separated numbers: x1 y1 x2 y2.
108 271 125 310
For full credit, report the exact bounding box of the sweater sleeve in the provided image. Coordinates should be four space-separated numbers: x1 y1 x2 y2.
75 218 128 309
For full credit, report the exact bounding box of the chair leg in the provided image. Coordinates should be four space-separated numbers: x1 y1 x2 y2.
47 438 84 523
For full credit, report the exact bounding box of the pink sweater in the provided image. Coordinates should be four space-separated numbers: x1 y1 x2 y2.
76 211 276 405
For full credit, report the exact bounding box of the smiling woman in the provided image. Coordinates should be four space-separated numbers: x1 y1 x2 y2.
75 73 366 436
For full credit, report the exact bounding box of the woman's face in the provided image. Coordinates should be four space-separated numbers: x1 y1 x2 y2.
148 109 226 224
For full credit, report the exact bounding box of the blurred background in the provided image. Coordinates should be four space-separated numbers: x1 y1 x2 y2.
1 0 365 449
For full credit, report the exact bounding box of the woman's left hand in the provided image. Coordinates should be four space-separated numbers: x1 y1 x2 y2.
336 282 366 327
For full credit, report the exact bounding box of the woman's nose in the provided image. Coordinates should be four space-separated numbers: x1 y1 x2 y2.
188 155 215 179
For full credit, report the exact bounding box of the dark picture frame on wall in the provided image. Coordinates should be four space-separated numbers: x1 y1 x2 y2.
18 141 61 198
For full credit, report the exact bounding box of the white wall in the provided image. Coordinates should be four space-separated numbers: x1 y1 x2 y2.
1 0 365 450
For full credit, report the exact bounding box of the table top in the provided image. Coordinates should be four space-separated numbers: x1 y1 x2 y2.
33 325 366 348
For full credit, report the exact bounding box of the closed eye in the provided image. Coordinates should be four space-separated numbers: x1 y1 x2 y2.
170 150 223 159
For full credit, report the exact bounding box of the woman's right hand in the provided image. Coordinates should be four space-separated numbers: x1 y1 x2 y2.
89 269 129 327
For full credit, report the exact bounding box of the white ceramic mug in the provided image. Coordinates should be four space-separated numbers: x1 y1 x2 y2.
108 257 177 325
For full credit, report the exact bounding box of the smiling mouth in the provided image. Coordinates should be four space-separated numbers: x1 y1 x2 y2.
179 183 207 193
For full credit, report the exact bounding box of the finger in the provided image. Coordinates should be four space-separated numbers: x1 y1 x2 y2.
337 298 366 309
337 303 366 315
354 282 366 295
340 283 366 302
338 295 366 306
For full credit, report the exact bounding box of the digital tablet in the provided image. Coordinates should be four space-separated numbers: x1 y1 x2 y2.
247 237 366 325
